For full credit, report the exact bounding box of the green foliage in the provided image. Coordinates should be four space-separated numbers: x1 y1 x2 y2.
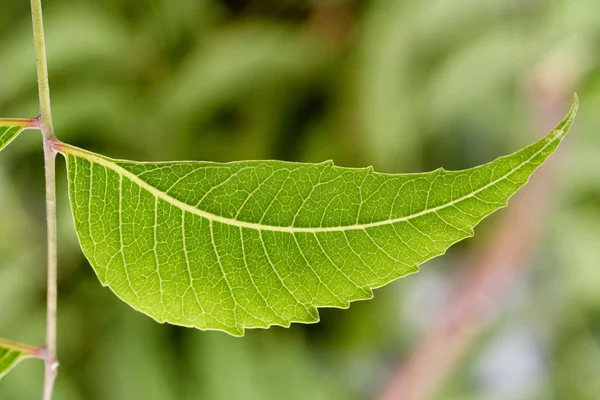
0 349 23 380
0 340 33 380
58 99 577 335
0 124 28 152
1 0 597 398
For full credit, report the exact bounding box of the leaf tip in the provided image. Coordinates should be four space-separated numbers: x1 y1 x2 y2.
553 93 579 140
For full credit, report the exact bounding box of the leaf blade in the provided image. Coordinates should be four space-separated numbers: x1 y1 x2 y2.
0 120 34 151
61 96 577 335
0 339 36 380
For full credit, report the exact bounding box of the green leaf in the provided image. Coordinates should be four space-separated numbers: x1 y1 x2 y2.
60 97 578 336
0 339 36 380
0 121 32 151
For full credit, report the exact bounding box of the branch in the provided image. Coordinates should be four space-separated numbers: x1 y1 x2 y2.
30 0 59 399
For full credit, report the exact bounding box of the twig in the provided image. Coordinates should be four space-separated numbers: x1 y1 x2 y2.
30 0 59 399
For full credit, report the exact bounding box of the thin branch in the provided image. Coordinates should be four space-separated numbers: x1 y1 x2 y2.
30 0 59 399
41 144 58 400
30 0 54 140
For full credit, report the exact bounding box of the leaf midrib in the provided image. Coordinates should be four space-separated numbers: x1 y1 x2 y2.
58 132 560 233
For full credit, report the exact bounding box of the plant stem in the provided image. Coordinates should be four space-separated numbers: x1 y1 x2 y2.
30 0 58 399
42 144 58 400
30 0 54 140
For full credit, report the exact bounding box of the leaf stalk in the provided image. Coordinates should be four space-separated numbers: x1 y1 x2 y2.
0 338 44 359
0 118 40 128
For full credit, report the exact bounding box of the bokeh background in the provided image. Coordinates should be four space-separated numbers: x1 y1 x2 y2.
1 0 599 399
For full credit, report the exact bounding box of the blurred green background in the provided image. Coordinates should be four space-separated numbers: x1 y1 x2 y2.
1 0 599 399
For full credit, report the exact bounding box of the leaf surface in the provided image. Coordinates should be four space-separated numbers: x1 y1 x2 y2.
60 97 577 335
0 121 31 151
0 339 35 380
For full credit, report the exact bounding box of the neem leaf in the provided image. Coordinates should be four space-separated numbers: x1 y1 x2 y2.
0 339 36 380
59 97 577 336
0 121 34 151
